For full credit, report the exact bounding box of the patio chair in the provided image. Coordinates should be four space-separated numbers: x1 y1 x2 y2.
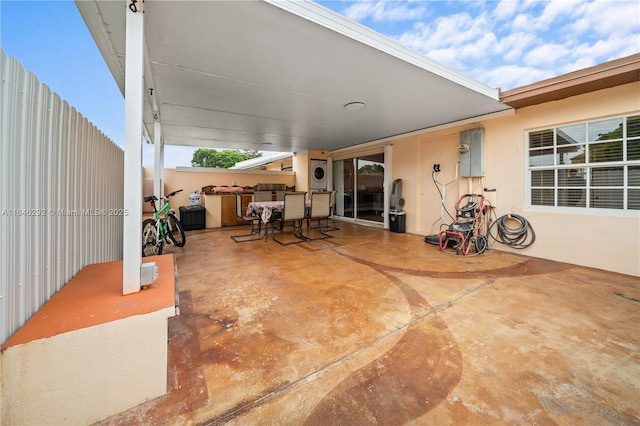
272 191 309 245
230 193 263 243
306 191 339 239
253 191 273 202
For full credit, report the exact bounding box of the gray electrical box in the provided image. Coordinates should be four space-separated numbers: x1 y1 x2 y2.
460 128 485 177
141 262 158 286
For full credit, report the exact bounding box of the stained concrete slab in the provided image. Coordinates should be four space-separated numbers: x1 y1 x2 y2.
95 222 639 425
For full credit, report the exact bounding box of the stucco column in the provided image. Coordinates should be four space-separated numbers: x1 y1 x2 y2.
384 144 392 229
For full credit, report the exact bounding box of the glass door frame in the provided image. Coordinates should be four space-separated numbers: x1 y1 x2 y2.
331 147 391 228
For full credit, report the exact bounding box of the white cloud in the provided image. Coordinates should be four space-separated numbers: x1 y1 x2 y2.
538 0 582 30
425 48 465 70
496 31 538 62
330 0 639 91
343 1 426 22
480 64 552 90
398 11 493 53
570 33 640 65
524 43 571 67
493 0 519 21
511 12 535 30
434 13 489 47
458 32 499 61
573 0 640 37
343 1 382 21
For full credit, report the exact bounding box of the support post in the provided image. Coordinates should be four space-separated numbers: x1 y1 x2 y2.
383 144 393 230
122 0 145 295
153 121 163 198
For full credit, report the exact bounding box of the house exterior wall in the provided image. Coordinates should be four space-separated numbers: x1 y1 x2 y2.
391 81 639 276
293 151 310 195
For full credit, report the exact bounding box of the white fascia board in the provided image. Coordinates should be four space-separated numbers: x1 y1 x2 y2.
267 0 501 100
231 152 293 169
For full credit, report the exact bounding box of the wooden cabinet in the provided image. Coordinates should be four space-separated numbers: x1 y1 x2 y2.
204 194 253 227
220 194 253 226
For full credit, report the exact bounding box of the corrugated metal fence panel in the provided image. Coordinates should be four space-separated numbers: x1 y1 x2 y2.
1 49 125 344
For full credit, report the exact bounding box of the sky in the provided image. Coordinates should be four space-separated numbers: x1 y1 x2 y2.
2 0 639 168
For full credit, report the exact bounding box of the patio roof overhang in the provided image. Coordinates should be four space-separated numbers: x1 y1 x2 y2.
76 0 511 153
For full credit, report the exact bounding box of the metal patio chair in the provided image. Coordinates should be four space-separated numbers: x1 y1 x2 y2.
230 193 263 243
305 191 338 240
272 191 309 245
253 191 273 202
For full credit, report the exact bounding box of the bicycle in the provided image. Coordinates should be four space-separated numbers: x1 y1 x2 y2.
142 189 186 256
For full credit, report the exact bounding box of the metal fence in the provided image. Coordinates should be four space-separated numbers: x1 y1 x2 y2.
1 49 124 344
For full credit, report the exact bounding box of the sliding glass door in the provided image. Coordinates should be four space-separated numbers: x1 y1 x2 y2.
333 152 384 223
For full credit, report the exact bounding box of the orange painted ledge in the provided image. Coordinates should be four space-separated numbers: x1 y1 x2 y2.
1 255 176 349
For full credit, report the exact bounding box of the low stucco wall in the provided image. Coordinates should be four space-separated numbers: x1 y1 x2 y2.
1 308 173 425
1 255 177 425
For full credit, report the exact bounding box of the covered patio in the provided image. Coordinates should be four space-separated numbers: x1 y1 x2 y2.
3 1 638 424
96 223 639 425
70 1 638 424
75 0 511 291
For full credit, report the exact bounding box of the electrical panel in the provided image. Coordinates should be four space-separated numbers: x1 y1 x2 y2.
459 128 485 177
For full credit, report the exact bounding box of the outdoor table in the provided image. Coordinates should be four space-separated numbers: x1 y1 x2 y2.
247 200 311 240
247 201 284 224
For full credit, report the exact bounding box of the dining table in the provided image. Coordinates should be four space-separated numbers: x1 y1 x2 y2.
246 200 311 240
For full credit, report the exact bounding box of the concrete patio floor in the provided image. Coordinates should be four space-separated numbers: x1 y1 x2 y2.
97 221 639 425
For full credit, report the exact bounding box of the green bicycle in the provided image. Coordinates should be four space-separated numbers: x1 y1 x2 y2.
142 189 186 256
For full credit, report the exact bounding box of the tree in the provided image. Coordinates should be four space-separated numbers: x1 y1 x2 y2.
191 148 262 168
358 164 384 174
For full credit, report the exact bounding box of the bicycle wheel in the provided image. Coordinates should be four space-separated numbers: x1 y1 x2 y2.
167 213 186 247
142 219 163 256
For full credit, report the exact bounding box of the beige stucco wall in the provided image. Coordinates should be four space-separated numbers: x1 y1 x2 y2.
145 167 296 208
1 308 174 425
293 151 310 194
294 150 329 195
389 81 639 276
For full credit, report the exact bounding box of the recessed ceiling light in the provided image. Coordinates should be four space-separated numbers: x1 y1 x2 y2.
344 102 366 111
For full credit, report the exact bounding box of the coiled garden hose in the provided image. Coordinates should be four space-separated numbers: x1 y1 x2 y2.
488 214 535 249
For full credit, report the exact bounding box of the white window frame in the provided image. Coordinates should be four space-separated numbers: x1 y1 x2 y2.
526 113 640 213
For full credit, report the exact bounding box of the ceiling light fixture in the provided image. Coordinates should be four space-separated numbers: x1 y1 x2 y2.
344 101 366 111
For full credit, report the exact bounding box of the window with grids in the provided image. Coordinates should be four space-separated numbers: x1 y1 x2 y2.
528 114 640 210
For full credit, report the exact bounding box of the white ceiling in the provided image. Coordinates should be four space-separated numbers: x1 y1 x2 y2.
76 0 511 153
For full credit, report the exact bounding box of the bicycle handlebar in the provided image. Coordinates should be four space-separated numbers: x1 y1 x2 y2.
167 189 183 197
144 189 183 205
